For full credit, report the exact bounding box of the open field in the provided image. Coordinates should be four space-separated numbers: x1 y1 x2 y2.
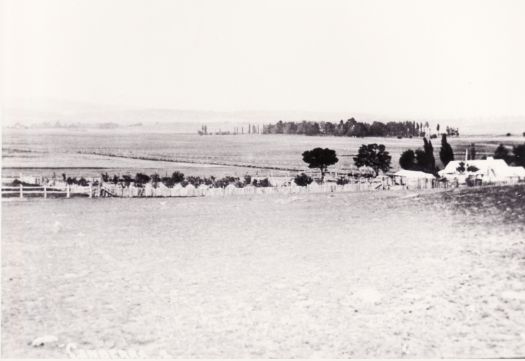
3 128 525 178
2 185 525 358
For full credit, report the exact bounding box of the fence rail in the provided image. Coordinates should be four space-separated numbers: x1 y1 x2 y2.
1 185 94 199
2 177 523 200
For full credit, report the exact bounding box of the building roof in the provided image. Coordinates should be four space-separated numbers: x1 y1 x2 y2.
393 169 436 179
439 157 525 179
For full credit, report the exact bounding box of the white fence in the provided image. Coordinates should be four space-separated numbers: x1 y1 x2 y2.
3 177 523 200
2 184 94 199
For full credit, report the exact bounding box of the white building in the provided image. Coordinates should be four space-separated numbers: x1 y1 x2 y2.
438 157 525 184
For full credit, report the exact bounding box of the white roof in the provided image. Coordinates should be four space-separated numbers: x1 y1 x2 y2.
394 169 436 179
439 157 515 179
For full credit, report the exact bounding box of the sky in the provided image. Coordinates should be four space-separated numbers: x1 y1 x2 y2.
2 0 525 124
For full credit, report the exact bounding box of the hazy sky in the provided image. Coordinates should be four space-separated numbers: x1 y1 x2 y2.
2 0 525 119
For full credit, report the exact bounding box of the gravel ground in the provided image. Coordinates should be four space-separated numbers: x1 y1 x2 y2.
2 185 525 358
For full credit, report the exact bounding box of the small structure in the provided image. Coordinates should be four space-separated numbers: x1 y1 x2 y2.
392 169 436 189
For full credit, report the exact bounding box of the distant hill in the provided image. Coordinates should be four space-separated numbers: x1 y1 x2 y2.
2 99 524 136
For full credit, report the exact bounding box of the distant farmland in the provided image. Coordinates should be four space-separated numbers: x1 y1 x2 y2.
2 128 524 178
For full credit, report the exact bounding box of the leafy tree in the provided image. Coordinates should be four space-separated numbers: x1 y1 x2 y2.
302 147 339 182
439 134 454 167
161 176 174 187
399 149 417 170
494 144 512 164
353 144 391 176
121 175 133 186
171 171 185 184
134 173 151 185
294 173 313 186
513 144 525 167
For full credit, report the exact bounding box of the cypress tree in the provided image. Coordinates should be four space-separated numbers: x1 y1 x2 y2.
439 134 454 167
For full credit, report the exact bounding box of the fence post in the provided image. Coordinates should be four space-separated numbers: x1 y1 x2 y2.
66 185 70 198
19 184 23 199
89 185 93 198
44 186 47 199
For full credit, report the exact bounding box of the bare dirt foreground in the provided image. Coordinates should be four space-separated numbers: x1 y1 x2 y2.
2 186 525 358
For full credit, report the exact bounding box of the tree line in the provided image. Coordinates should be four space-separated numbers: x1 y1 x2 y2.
262 118 459 138
100 172 273 188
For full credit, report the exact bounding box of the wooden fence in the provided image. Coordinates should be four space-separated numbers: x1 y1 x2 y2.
3 177 523 200
1 184 94 199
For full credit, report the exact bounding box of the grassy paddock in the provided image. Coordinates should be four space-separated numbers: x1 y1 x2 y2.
2 184 524 358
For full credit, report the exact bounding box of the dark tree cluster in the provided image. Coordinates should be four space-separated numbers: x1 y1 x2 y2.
263 118 458 138
494 143 525 167
62 173 90 186
399 137 438 174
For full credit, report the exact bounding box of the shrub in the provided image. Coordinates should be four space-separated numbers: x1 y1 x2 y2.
161 176 174 187
399 149 416 170
150 173 161 186
244 175 252 186
336 177 350 185
253 178 271 187
171 171 185 184
78 177 89 186
134 173 151 185
215 176 239 188
121 175 133 186
294 173 313 187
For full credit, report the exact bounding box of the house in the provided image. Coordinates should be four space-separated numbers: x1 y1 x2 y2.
438 157 525 184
